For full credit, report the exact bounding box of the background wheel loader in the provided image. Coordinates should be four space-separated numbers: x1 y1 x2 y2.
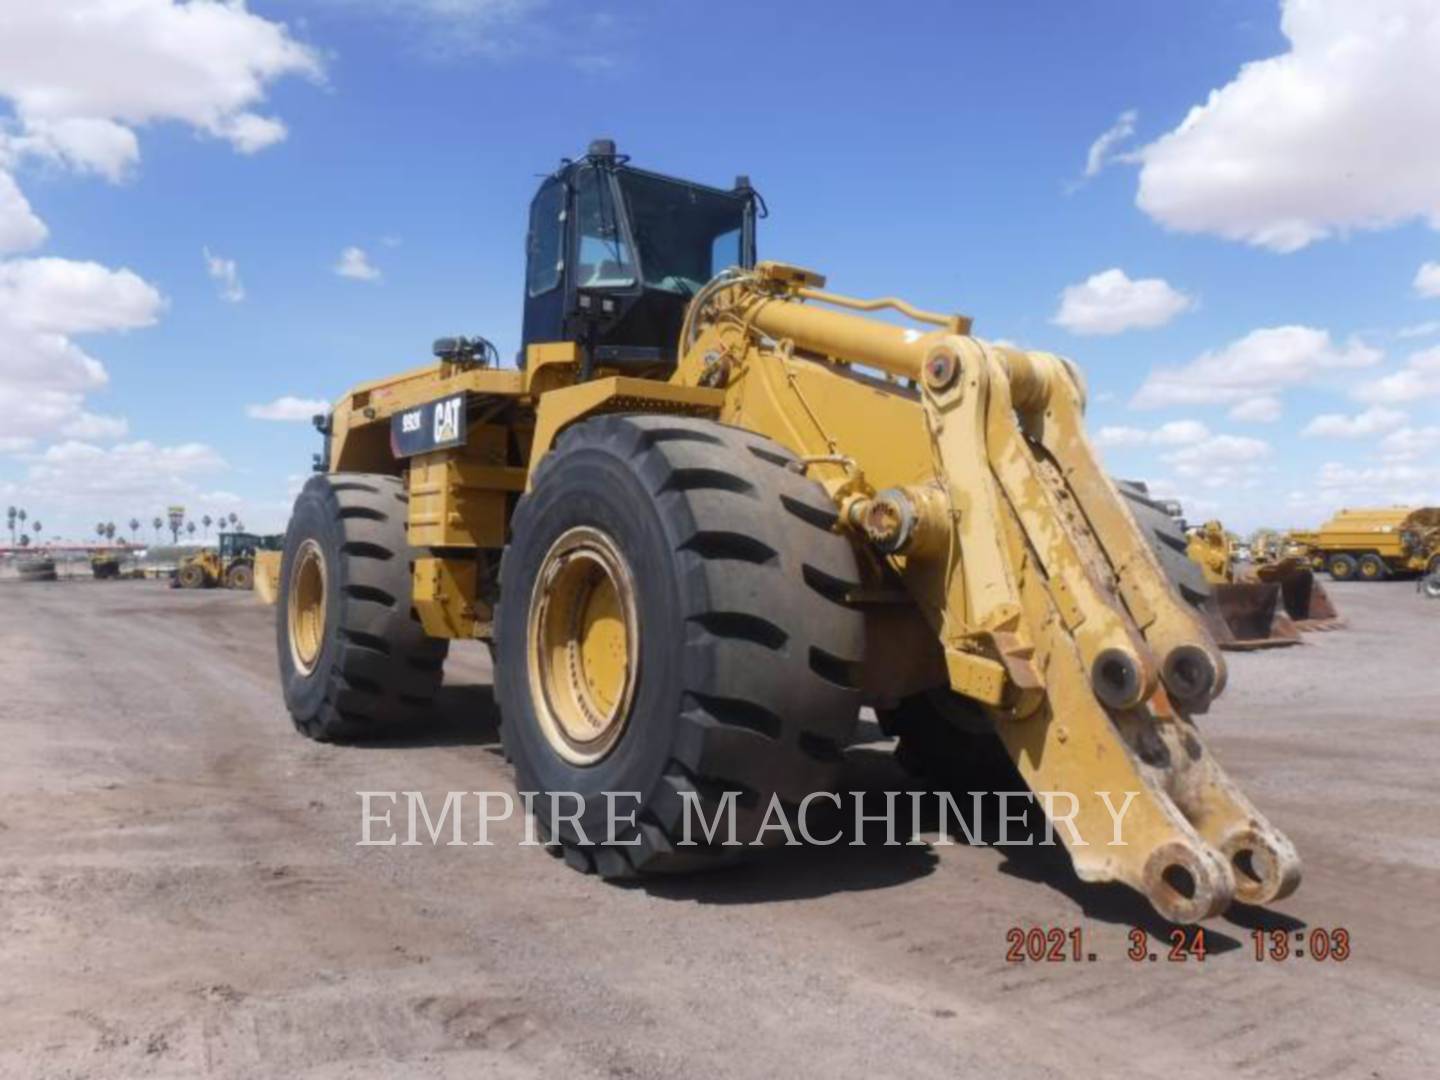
174 531 283 590
1180 520 1340 648
265 140 1299 923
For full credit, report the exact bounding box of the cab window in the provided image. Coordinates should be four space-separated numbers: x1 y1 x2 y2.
526 180 565 297
574 165 636 288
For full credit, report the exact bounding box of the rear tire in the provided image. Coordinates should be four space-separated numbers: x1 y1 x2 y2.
496 415 865 876
225 561 255 589
1328 553 1358 581
1357 553 1388 581
277 473 450 741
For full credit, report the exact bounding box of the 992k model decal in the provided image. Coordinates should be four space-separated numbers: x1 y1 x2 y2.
390 393 466 457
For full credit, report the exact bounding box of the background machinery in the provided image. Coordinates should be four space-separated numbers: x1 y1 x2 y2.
266 140 1300 923
1180 520 1341 648
175 531 283 590
1289 507 1440 581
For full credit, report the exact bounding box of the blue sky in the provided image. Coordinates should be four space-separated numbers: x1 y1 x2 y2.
2 0 1438 544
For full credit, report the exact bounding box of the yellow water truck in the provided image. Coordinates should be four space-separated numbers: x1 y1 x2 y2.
1290 507 1440 581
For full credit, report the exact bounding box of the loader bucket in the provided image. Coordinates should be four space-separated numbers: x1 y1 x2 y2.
1199 582 1302 650
1253 560 1342 630
253 550 282 606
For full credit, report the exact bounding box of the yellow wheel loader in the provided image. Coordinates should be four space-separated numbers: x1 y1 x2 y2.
267 141 1300 922
174 531 282 590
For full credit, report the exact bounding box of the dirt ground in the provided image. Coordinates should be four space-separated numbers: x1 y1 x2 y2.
0 577 1436 1078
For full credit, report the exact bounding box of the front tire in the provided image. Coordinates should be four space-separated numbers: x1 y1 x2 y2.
226 560 255 590
277 473 449 741
176 562 206 589
1328 553 1358 581
496 415 865 877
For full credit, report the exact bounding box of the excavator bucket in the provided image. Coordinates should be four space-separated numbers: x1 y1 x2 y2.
1199 583 1301 649
1252 559 1343 631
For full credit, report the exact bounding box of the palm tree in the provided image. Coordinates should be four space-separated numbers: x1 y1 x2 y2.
105 522 116 542
202 514 213 540
228 512 238 528
152 516 162 543
96 522 106 543
129 518 140 544
5 506 15 545
32 521 41 544
186 521 196 542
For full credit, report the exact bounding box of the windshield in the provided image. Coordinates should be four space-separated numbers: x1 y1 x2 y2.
617 172 745 295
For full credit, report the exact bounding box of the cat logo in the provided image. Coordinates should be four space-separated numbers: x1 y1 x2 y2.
433 397 461 443
389 392 467 458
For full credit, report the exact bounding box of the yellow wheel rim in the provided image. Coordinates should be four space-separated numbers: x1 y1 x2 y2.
288 539 327 676
527 527 640 766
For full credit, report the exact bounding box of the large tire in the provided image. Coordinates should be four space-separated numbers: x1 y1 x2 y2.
278 473 450 741
225 560 255 590
1328 553 1358 581
1357 553 1388 581
496 415 865 877
1115 480 1211 608
176 562 207 589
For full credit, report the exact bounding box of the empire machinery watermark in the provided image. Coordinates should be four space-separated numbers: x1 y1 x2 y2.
355 789 1142 848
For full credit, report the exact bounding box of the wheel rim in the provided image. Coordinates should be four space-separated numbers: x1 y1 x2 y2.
288 539 327 676
527 526 640 766
1361 561 1379 578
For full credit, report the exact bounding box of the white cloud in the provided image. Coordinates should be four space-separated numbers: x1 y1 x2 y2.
1353 344 1440 404
1052 268 1193 335
247 396 330 422
0 2 321 159
1 437 260 541
1414 262 1440 299
1134 1 1440 252
1083 109 1138 178
1095 420 1209 449
322 0 545 56
3 117 140 183
60 412 129 441
1095 426 1149 449
203 247 245 303
1314 459 1440 506
1301 406 1408 438
1227 396 1283 422
1397 320 1440 339
0 258 163 335
1132 326 1381 408
1380 425 1440 461
0 258 164 440
1162 434 1273 490
334 246 381 281
0 171 47 254
0 1 317 474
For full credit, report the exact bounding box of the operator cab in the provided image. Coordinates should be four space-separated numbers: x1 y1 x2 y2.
521 139 760 373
